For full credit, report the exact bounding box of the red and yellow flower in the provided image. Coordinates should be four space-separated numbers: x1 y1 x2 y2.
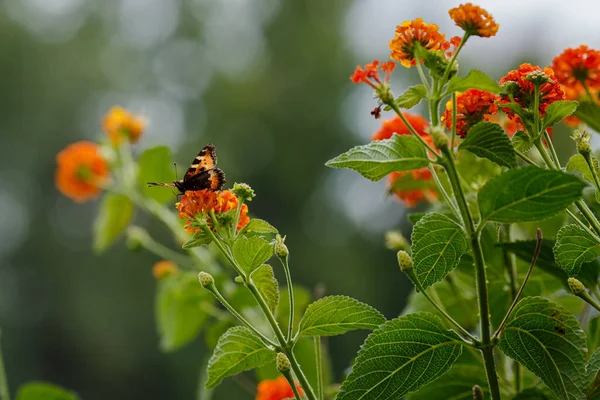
552 45 600 99
498 63 565 130
372 113 437 207
55 141 110 202
389 18 446 68
256 376 304 400
102 106 146 145
176 189 250 233
441 89 498 138
448 3 499 38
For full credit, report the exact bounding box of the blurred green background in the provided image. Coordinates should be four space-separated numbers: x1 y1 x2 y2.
1 0 599 398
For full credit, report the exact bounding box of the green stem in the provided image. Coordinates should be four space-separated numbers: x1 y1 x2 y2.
543 131 561 167
314 337 324 400
280 255 295 341
533 83 541 138
428 165 460 219
388 102 440 157
414 54 431 93
439 147 502 400
515 149 538 166
202 225 243 277
440 33 469 87
0 330 10 400
128 226 195 269
583 152 600 193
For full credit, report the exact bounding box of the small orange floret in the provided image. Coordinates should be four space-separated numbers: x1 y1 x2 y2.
372 112 429 141
152 260 178 280
176 189 249 233
350 59 396 88
552 45 600 99
389 18 446 68
102 106 146 145
448 3 499 38
256 376 305 400
441 89 499 138
498 63 565 130
388 170 438 208
55 141 110 202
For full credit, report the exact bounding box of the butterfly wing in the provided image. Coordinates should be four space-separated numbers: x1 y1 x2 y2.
184 144 217 182
183 168 226 191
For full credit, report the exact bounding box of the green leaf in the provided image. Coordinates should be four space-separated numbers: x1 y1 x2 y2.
497 296 587 400
542 100 578 129
566 153 600 202
206 326 275 389
554 224 600 276
16 382 79 400
587 347 600 399
408 362 489 400
395 85 427 109
447 70 501 94
242 219 278 234
182 230 213 249
459 122 517 168
138 146 176 203
478 166 585 223
251 264 279 313
156 272 213 352
574 100 600 134
233 236 273 275
325 134 429 181
411 213 468 289
512 388 551 400
298 295 385 337
93 193 134 253
337 313 463 400
512 131 534 152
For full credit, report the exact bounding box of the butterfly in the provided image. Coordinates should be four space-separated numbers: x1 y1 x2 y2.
147 144 226 193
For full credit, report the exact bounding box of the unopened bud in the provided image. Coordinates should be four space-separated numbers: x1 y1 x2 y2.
429 125 448 150
198 271 215 288
525 70 552 85
572 130 592 156
232 182 256 202
276 353 291 372
472 385 484 400
568 277 586 295
274 234 289 258
376 82 394 104
385 231 410 251
397 250 413 271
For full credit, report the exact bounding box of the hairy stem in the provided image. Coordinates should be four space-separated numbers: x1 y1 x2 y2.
314 337 324 400
279 255 295 341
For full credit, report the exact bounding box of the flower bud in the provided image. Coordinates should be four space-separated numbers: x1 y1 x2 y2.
198 271 215 288
376 83 394 104
572 130 592 156
472 385 484 400
525 70 552 85
429 125 448 150
232 182 256 202
276 352 291 373
397 250 413 271
274 234 289 258
385 231 410 251
568 277 586 295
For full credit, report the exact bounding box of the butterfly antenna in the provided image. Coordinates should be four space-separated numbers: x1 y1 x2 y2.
173 162 178 179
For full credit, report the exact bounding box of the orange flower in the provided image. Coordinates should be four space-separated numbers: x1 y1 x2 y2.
152 260 178 280
351 59 396 89
372 112 430 141
256 376 304 400
55 141 110 202
389 18 446 68
552 45 600 99
441 89 498 138
102 106 146 145
388 170 437 207
488 112 520 137
176 189 249 233
498 63 565 130
448 3 499 38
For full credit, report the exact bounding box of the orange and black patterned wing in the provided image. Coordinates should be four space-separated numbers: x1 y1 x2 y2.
182 168 226 191
183 144 218 182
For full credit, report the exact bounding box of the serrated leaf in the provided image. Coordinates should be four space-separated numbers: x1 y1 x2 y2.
251 264 279 313
497 297 587 400
16 382 80 400
298 295 385 337
395 85 427 109
447 69 501 94
206 326 275 389
93 193 134 253
478 166 585 223
243 219 278 234
554 224 600 276
566 153 600 202
543 100 578 129
587 347 600 399
156 272 213 352
574 100 600 133
233 236 273 275
138 146 175 203
411 213 468 289
182 230 213 249
408 362 489 400
459 122 517 168
337 313 463 400
325 134 429 181
512 131 534 152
